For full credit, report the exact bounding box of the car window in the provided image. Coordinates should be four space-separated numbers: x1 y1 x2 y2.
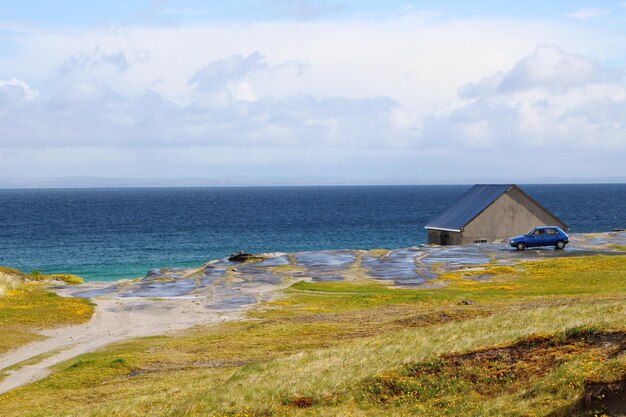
547 228 558 235
532 229 544 236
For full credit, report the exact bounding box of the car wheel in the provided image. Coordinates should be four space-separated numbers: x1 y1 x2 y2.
516 242 526 251
556 241 566 249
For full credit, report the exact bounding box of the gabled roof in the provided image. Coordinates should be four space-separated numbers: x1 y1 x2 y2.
425 184 514 232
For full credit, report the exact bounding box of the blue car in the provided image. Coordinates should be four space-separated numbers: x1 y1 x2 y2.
509 226 569 251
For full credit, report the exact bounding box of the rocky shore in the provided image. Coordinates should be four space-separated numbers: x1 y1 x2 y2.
1 231 625 394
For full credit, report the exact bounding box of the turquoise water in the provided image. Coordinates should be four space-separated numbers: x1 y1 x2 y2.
0 184 624 281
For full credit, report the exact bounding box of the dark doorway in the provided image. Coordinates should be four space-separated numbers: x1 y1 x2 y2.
441 232 449 245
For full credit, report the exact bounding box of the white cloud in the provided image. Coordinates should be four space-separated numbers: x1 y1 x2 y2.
0 78 38 105
57 47 131 75
189 52 268 92
0 76 402 149
433 46 626 153
6 18 579 106
566 8 609 20
228 82 257 102
0 16 625 179
459 45 621 97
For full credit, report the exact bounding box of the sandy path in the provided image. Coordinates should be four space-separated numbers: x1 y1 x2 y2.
0 295 243 395
3 234 623 395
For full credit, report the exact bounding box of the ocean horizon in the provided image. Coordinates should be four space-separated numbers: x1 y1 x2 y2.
1 184 625 281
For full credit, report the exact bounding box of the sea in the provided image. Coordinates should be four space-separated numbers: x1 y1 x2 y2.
1 184 624 281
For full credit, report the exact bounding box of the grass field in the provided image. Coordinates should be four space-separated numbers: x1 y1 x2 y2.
1 255 626 416
0 268 94 355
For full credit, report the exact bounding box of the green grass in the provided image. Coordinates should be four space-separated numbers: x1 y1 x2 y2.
358 328 626 416
264 256 626 316
1 255 626 416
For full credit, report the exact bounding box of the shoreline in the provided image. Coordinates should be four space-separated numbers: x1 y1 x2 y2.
1 231 625 394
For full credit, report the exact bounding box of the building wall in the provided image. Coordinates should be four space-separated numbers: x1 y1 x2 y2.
461 189 564 244
427 230 462 245
506 187 567 229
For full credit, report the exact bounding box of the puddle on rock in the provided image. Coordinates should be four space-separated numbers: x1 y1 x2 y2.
118 278 199 298
72 286 119 299
68 233 626 315
205 294 257 310
421 246 490 270
363 249 420 281
202 267 226 278
295 251 355 272
254 255 291 267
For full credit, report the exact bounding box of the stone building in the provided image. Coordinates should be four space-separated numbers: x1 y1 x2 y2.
425 184 568 245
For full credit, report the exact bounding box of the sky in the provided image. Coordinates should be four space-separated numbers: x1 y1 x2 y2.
1 1 626 184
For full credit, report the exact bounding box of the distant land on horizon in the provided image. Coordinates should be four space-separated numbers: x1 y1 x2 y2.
1 176 626 189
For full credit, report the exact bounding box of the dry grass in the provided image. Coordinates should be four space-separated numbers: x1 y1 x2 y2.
1 255 626 416
7 300 620 417
360 329 626 412
26 271 84 285
366 249 391 257
0 266 94 355
0 275 21 298
0 267 27 298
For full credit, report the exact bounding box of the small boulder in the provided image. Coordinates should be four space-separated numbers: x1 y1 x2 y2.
458 300 474 305
228 251 256 262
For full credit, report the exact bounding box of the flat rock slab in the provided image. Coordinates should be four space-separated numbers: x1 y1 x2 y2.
2 232 625 395
62 232 626 302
